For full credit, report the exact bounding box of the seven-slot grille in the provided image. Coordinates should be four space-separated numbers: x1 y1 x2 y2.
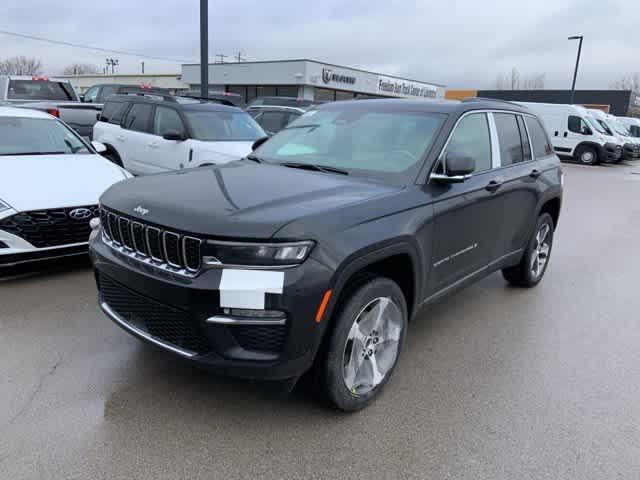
100 208 202 273
0 205 98 248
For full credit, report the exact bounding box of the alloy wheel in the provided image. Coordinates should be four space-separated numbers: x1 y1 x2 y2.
530 223 551 278
342 297 403 396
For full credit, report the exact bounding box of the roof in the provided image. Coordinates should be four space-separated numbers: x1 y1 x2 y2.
246 105 307 113
315 98 529 115
182 58 446 88
0 106 52 119
107 93 242 111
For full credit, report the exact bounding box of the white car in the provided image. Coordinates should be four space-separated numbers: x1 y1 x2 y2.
0 107 131 268
92 93 266 175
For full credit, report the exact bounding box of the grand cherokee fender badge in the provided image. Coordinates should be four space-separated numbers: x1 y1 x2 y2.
133 205 149 216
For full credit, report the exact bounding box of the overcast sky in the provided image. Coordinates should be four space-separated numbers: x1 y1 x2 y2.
3 0 638 89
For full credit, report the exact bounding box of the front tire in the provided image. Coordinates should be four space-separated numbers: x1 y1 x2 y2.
321 277 407 412
574 145 598 165
502 213 554 287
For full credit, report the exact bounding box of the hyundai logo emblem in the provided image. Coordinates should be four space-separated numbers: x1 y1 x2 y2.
69 208 93 220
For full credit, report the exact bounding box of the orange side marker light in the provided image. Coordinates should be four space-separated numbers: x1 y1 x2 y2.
314 290 332 324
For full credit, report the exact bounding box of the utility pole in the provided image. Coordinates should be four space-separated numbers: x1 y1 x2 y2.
568 35 583 105
235 51 246 62
105 58 119 75
141 61 145 74
200 0 209 99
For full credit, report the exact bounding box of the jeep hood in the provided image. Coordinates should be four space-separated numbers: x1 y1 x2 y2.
100 161 400 238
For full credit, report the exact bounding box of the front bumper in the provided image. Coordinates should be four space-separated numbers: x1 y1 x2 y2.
601 142 623 162
0 243 88 267
90 233 333 381
622 143 640 160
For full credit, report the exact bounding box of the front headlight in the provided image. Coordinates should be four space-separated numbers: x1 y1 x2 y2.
0 198 12 214
204 240 315 267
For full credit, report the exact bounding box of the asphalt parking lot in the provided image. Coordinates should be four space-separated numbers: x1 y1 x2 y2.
2 161 640 480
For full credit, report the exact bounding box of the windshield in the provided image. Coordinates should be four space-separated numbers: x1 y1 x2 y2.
254 108 446 184
609 118 631 136
184 110 265 141
585 116 607 135
0 117 90 155
7 80 76 101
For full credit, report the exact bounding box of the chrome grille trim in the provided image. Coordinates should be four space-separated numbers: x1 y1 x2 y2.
100 208 202 278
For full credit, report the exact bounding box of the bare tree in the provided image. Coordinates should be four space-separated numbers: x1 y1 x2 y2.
523 73 546 90
0 56 43 75
496 67 545 90
610 74 640 91
62 63 100 75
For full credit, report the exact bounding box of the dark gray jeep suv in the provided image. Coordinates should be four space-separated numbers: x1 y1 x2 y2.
89 98 563 411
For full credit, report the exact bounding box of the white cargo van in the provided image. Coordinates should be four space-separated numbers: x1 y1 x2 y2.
617 117 640 138
516 102 622 165
587 109 640 160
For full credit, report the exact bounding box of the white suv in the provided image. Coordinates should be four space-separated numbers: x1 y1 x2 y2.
93 94 266 175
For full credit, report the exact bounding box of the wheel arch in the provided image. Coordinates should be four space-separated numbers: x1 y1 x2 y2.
574 141 603 162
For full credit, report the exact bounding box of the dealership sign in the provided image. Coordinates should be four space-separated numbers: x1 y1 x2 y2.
378 76 438 99
322 68 356 85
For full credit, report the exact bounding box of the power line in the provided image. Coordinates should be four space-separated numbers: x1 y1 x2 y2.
0 28 195 63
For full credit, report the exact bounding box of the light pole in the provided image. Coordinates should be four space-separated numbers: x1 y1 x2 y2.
200 0 209 99
568 35 583 105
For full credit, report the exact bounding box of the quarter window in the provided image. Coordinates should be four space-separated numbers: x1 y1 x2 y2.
153 106 185 136
123 103 153 132
494 113 524 166
445 113 492 173
525 117 554 158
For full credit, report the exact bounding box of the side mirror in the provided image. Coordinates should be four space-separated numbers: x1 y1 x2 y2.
252 135 270 151
91 141 107 154
162 130 185 141
431 152 475 183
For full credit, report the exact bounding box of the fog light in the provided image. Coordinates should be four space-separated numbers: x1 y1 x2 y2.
223 308 284 318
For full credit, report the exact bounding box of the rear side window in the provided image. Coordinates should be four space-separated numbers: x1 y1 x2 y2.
493 113 524 166
445 113 492 173
99 100 127 124
525 116 554 158
258 111 287 133
516 116 532 161
7 80 75 101
98 85 118 102
153 106 185 136
122 103 153 132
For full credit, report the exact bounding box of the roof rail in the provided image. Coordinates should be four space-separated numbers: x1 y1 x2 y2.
462 97 523 107
123 91 178 102
176 95 236 107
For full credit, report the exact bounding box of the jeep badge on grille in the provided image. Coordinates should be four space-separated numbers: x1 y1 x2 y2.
133 205 149 216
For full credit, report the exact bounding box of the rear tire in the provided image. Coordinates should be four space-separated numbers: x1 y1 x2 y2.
574 145 599 165
321 276 407 412
502 213 554 288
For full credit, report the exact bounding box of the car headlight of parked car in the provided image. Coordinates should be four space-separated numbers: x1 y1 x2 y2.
204 240 315 267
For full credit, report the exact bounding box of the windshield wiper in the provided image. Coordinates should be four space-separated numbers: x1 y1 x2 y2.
246 154 264 163
279 162 349 175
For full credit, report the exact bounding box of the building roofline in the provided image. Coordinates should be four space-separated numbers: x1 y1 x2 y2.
55 73 182 78
182 58 446 87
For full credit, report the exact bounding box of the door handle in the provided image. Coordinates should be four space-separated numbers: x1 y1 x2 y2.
529 169 541 179
485 179 503 192
116 135 125 141
563 132 568 138
147 142 158 149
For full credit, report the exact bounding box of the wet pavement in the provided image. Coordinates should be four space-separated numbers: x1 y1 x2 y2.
2 162 640 479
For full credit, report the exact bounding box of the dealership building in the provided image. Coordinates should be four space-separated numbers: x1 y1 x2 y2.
181 59 446 103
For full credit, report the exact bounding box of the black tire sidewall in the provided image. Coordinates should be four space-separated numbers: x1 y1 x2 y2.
576 146 597 165
323 277 408 412
524 213 555 286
